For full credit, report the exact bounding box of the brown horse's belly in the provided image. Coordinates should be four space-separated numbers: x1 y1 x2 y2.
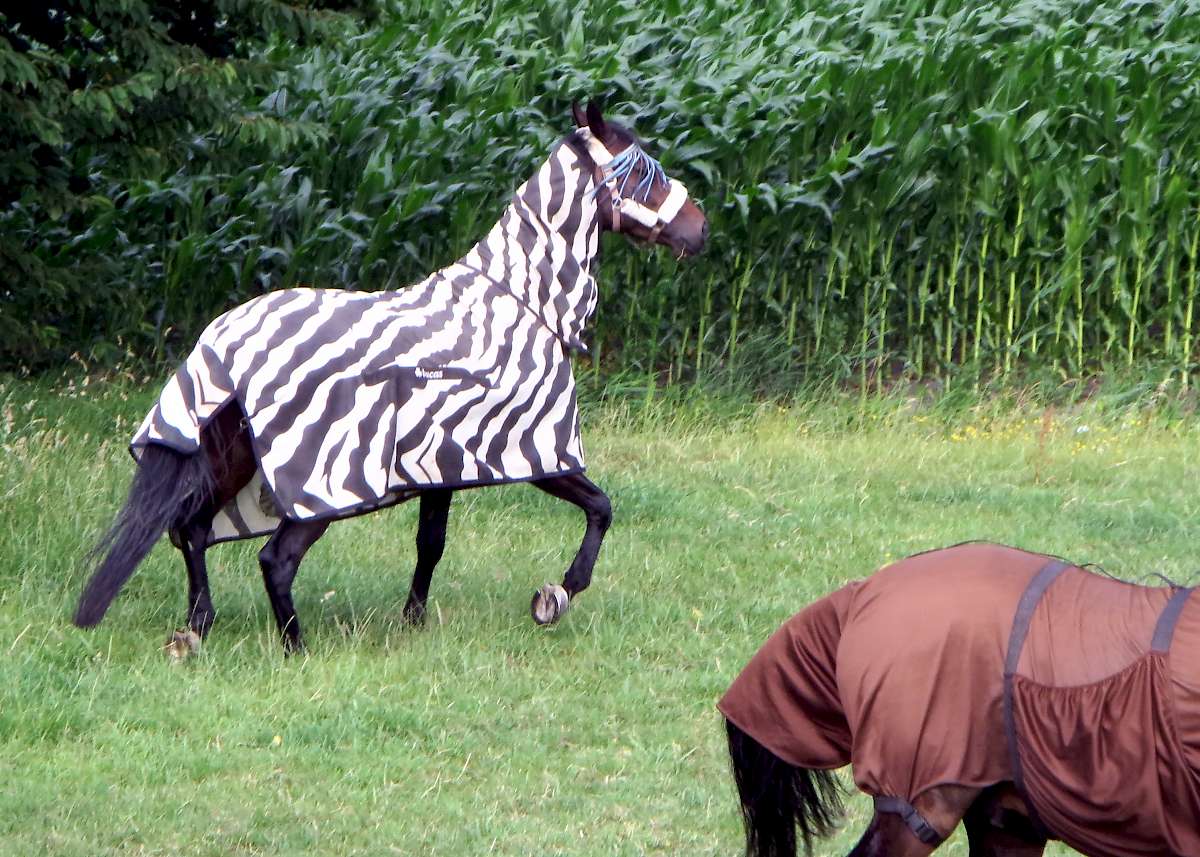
1012 574 1200 857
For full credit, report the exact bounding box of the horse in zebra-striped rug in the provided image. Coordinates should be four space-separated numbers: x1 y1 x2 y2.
74 101 708 652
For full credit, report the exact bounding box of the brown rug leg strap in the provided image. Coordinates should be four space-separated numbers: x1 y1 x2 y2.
1002 558 1070 841
873 796 945 846
1151 586 1195 653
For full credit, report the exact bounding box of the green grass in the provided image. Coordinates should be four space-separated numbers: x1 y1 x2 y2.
2 378 1198 855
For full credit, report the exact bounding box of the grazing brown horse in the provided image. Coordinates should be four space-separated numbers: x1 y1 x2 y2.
74 102 707 651
721 542 1200 856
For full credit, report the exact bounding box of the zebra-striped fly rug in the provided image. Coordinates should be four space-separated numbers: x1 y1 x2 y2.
134 134 623 544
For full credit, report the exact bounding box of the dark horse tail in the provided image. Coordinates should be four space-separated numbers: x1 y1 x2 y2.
725 719 844 857
74 444 214 628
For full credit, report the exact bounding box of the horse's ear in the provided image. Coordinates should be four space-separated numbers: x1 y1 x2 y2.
585 101 608 138
571 101 588 129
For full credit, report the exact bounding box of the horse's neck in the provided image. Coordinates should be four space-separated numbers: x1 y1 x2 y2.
455 140 601 350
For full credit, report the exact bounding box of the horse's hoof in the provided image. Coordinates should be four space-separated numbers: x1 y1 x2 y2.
401 603 426 627
165 629 201 662
531 583 569 625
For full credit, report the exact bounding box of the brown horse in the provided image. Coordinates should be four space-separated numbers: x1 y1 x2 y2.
74 102 708 651
721 542 1200 856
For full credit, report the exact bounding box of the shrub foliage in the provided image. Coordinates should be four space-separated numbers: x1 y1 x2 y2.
0 0 367 365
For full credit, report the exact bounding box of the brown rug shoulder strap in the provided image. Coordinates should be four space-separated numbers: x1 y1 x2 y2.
1151 586 1195 654
1004 559 1071 678
1002 558 1071 840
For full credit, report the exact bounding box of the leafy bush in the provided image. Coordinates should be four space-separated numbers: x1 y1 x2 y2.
0 0 369 365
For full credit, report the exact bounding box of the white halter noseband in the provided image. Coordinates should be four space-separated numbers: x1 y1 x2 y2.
577 127 690 241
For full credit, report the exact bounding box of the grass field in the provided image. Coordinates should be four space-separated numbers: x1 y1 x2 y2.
2 377 1197 855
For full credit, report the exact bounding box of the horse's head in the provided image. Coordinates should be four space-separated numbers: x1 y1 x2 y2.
571 102 708 259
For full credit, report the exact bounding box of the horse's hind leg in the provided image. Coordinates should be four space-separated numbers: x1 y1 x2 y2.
402 488 452 625
168 405 257 638
848 813 940 857
528 472 611 624
258 517 329 652
850 786 980 856
172 522 216 637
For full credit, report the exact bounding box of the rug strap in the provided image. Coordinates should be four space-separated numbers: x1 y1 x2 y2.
873 795 944 845
1151 586 1195 653
1002 558 1070 841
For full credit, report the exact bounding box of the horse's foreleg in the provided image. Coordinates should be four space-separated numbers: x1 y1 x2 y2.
402 489 452 625
528 472 611 624
963 785 1047 857
849 786 980 857
258 517 329 652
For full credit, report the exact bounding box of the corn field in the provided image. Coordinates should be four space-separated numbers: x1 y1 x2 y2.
6 0 1200 387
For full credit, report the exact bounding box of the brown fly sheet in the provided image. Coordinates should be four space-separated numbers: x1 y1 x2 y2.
718 542 1200 855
